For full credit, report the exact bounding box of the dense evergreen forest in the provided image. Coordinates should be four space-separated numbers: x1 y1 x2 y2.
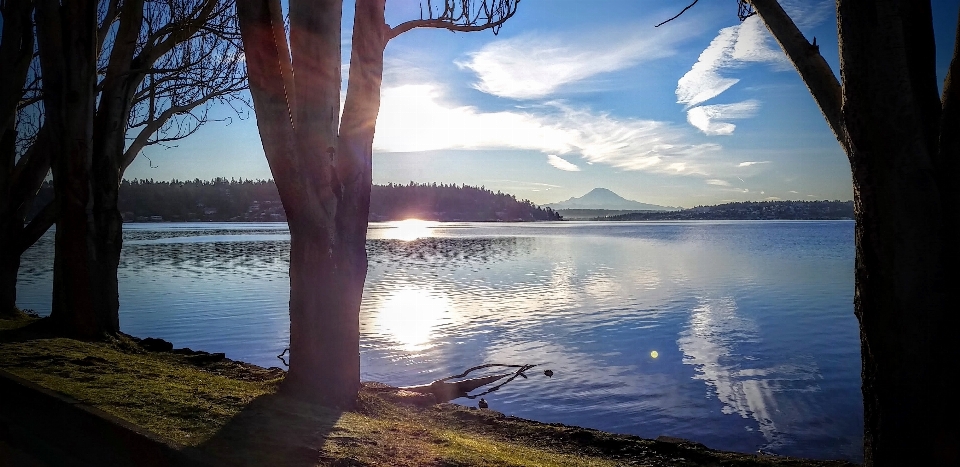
30 179 561 222
602 200 854 221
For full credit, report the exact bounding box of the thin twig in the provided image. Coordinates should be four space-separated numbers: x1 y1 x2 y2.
655 0 698 27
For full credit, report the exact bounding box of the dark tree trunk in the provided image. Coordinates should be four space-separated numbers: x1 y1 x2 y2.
0 224 23 316
751 1 960 465
85 0 146 336
0 0 37 316
840 2 958 465
282 228 362 405
36 0 115 337
751 0 960 466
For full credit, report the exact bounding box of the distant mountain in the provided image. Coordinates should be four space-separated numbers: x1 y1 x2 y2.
546 188 680 211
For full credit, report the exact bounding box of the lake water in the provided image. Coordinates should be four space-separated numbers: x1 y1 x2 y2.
16 220 863 462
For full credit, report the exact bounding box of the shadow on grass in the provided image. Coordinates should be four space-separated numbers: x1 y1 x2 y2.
185 391 347 467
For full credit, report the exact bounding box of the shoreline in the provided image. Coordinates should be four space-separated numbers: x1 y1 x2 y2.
0 315 858 466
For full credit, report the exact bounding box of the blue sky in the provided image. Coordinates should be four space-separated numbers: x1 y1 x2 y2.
125 0 960 208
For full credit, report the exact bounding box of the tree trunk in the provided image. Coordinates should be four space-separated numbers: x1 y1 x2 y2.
84 0 146 338
839 2 958 464
751 1 960 464
36 0 115 338
0 223 23 316
282 228 362 406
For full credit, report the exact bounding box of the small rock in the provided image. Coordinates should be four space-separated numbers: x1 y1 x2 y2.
139 337 173 352
544 369 554 377
478 398 488 409
187 352 226 365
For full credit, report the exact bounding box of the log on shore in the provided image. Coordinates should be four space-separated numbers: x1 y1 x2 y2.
400 373 511 402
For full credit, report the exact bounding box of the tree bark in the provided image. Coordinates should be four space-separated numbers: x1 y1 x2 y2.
839 2 956 465
0 0 37 316
36 0 112 337
238 0 513 406
751 1 960 464
85 0 146 337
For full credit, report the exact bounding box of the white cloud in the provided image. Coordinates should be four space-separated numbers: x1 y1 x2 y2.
459 29 681 100
738 160 771 167
686 100 760 135
676 26 741 108
547 155 580 172
731 16 791 69
779 0 833 29
374 84 721 175
788 190 799 194
707 179 731 186
676 15 790 134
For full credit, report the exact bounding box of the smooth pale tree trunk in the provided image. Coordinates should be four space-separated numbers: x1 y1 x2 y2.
238 0 358 406
87 0 147 331
239 0 514 406
238 0 385 406
749 1 960 464
36 0 114 337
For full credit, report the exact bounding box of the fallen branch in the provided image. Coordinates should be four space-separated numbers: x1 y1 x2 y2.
370 363 546 402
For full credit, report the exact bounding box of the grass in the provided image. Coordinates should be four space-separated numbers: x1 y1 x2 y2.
0 316 858 466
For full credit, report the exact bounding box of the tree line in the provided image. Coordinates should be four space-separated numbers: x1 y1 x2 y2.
27 179 561 222
602 200 854 221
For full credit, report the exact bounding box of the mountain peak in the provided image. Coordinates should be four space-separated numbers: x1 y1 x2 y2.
546 188 679 211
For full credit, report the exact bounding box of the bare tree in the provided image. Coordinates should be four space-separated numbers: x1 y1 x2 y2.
661 1 960 465
236 0 519 406
0 0 43 316
27 0 248 336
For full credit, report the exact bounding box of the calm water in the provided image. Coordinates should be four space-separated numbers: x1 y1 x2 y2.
16 220 863 461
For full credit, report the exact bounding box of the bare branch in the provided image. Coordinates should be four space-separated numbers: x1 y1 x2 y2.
748 0 848 156
19 199 56 255
97 0 122 54
389 0 519 40
654 0 698 28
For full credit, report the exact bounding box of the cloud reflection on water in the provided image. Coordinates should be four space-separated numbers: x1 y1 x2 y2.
678 296 821 452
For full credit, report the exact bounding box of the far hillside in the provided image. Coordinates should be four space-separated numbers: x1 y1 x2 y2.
29 179 561 223
601 200 854 221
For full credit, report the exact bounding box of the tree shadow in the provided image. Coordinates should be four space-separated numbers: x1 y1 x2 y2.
184 392 346 467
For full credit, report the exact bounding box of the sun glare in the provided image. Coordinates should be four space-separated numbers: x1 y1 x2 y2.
375 286 452 351
382 219 436 241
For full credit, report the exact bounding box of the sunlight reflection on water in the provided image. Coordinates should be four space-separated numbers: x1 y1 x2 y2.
16 221 863 462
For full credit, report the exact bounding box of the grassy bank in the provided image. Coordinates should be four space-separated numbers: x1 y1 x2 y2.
0 316 856 466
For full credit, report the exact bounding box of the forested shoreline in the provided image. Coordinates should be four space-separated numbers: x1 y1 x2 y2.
28 179 561 223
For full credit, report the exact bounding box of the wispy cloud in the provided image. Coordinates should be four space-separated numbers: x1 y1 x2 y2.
738 160 771 167
676 26 742 108
459 28 683 100
780 0 833 29
687 100 761 135
374 84 721 175
676 15 795 135
548 155 580 172
707 179 731 186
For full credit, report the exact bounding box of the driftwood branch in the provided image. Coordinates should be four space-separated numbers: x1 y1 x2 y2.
279 348 551 404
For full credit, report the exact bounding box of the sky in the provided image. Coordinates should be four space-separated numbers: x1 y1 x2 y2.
125 0 960 208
